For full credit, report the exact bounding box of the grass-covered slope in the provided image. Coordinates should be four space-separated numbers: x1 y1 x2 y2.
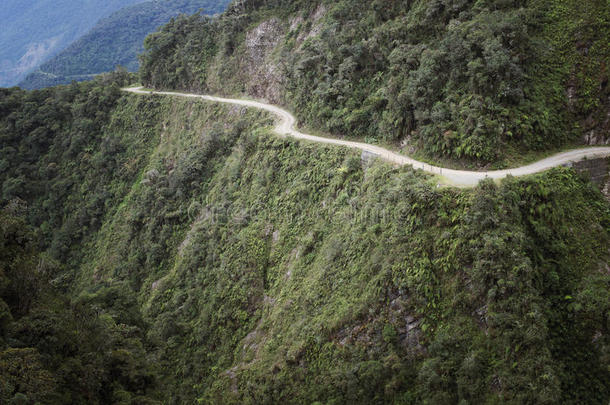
132 133 610 404
18 0 232 90
1 79 608 403
139 0 610 167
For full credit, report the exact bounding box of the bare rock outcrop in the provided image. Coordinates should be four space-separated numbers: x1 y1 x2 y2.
245 18 284 103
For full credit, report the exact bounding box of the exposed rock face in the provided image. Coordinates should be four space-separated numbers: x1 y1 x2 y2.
360 150 378 167
567 51 609 147
583 103 610 146
290 4 327 46
583 130 610 146
240 5 328 104
566 157 610 200
245 18 284 103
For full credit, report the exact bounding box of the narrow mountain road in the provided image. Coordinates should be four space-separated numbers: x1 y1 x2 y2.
123 86 610 187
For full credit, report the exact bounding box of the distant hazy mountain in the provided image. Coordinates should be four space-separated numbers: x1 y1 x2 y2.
0 0 147 87
19 0 231 90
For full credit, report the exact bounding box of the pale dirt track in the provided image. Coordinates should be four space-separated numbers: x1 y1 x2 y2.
123 87 610 187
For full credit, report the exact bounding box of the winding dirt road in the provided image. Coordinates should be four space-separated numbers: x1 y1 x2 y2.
123 87 610 187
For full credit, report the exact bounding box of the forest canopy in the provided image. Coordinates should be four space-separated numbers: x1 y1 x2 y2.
140 0 610 166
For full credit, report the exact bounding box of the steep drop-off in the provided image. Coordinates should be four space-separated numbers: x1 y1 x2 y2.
1 77 609 403
124 86 610 187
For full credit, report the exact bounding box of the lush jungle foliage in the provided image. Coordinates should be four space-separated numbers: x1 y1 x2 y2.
140 0 610 166
0 74 163 403
0 208 160 403
19 0 232 90
1 77 608 403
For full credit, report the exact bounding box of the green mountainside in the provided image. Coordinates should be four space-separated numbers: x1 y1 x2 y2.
1 74 609 404
140 0 610 167
0 0 146 87
1 0 609 404
19 0 232 90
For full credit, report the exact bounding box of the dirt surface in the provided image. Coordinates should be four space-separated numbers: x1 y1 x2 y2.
123 87 610 187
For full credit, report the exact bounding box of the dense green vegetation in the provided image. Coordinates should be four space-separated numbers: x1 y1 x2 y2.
19 0 232 90
2 0 609 402
0 0 146 87
0 74 163 403
0 208 160 403
140 0 610 166
1 77 608 403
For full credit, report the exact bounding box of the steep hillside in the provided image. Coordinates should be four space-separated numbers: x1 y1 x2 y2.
2 0 610 403
0 75 162 403
18 0 232 90
0 0 146 87
140 0 610 167
1 78 609 403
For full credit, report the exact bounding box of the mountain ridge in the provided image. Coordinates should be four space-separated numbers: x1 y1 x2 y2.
0 0 147 87
18 0 232 90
